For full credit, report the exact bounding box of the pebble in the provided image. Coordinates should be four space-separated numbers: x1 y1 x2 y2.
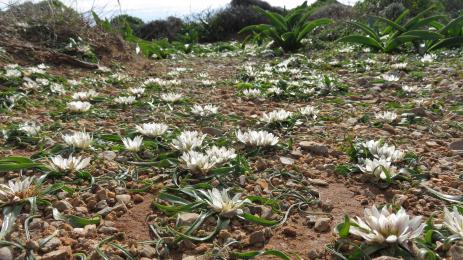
0 247 13 260
53 200 73 212
98 226 118 235
116 194 131 204
133 194 144 204
248 230 266 245
314 217 331 233
299 141 329 156
279 156 294 165
177 213 200 226
40 246 72 260
40 237 62 252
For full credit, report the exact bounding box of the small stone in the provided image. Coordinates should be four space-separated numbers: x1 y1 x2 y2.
53 200 73 212
255 178 269 191
282 227 297 237
201 127 223 136
239 175 246 186
139 245 157 258
96 189 108 201
99 151 117 160
290 149 303 158
133 194 144 204
116 194 131 204
299 141 329 156
279 156 294 165
307 178 328 186
372 257 401 260
95 200 108 210
449 140 463 154
194 244 208 254
0 247 13 260
248 230 266 245
177 213 200 226
98 226 118 235
449 244 463 259
314 218 331 233
40 246 72 260
40 237 62 253
426 141 439 147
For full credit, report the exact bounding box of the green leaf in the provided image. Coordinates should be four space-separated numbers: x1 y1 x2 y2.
349 21 380 41
373 16 406 32
233 249 291 260
421 184 463 204
297 18 332 41
402 30 443 40
53 208 100 228
0 156 46 172
440 15 463 35
240 213 279 226
427 36 463 52
337 35 383 50
336 215 350 238
169 217 229 242
0 205 23 239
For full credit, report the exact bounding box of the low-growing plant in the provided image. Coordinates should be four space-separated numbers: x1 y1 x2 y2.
338 6 445 53
239 1 333 52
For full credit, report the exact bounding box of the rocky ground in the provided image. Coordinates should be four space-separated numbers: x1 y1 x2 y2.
0 45 463 259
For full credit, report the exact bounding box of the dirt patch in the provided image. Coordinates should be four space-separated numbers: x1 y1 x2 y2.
115 194 154 241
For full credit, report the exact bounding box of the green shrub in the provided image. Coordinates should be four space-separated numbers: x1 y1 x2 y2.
338 6 445 53
239 1 332 52
110 15 144 31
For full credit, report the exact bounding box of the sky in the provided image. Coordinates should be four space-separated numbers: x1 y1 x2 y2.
0 0 359 21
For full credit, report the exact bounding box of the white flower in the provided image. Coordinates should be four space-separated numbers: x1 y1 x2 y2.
5 69 21 78
242 89 262 98
236 130 279 147
122 136 143 152
179 150 216 174
391 63 407 70
191 104 219 117
402 85 419 93
49 154 91 172
62 131 92 149
363 140 404 162
161 93 183 102
267 86 283 95
358 158 398 180
50 83 66 95
261 109 293 124
19 122 41 136
36 78 49 86
171 131 206 151
22 78 40 91
114 96 136 105
206 146 236 165
299 106 319 119
128 87 145 97
198 188 251 217
382 74 400 82
375 111 398 123
136 123 168 137
72 90 97 101
0 177 36 205
349 205 425 245
67 101 91 112
420 54 435 63
443 206 463 238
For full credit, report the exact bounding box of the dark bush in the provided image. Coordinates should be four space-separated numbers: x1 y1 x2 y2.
190 1 283 42
110 14 144 31
354 0 443 18
382 2 407 20
309 3 353 21
137 16 184 41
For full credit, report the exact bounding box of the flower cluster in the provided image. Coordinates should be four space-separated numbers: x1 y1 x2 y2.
356 140 405 180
